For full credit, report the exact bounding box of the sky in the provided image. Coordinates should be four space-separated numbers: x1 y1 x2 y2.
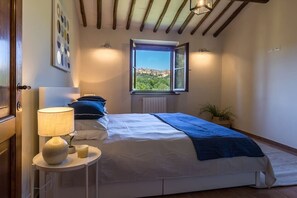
136 50 170 70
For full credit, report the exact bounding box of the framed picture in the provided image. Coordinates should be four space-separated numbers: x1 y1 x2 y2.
52 0 71 72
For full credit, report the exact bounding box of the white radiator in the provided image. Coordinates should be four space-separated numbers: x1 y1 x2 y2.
142 97 167 113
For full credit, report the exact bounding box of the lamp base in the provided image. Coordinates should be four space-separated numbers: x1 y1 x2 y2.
42 136 68 165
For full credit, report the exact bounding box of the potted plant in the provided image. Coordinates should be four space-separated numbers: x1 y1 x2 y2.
66 132 76 154
217 106 235 121
199 103 235 127
199 104 220 120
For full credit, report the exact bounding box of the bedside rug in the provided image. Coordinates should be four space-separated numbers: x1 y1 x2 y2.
255 141 297 187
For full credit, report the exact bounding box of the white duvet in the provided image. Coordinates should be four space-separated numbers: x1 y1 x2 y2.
94 114 275 186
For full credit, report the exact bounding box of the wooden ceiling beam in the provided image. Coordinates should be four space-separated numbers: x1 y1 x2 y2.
79 0 87 27
140 0 154 32
166 0 187 34
97 0 102 29
202 0 234 36
234 0 269 3
113 0 118 30
126 0 136 30
154 0 171 33
213 1 249 37
190 0 221 35
178 12 195 34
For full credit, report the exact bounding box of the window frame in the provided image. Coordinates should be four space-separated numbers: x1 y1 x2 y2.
173 43 189 92
130 40 189 94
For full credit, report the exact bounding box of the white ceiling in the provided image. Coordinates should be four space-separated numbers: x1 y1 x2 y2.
74 0 256 36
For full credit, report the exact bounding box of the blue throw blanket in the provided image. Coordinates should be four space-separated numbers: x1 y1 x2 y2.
153 113 264 161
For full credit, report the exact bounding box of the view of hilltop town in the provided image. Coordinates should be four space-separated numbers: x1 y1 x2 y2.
135 67 170 91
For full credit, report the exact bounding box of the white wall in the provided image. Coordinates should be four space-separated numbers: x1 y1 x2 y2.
221 0 297 149
79 28 223 116
22 0 80 197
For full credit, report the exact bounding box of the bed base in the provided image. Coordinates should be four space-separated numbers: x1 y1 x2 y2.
98 172 260 198
50 171 260 198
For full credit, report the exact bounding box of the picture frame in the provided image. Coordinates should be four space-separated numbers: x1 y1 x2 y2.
52 0 71 72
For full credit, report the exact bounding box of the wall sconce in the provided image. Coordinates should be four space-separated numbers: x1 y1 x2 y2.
198 48 210 52
101 42 112 49
190 0 214 15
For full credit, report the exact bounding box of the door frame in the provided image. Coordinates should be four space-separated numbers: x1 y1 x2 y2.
12 0 22 197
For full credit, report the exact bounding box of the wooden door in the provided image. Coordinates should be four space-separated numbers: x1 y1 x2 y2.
0 0 22 197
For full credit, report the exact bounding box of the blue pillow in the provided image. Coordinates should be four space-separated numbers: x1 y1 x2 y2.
77 96 106 103
68 101 105 119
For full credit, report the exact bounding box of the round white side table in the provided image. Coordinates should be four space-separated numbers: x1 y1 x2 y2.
31 146 101 198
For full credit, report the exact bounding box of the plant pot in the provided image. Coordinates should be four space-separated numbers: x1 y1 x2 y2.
68 145 76 154
212 116 220 122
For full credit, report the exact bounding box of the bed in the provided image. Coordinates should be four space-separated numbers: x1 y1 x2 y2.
38 87 276 198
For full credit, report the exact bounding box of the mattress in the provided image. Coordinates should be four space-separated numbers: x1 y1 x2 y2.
73 113 275 186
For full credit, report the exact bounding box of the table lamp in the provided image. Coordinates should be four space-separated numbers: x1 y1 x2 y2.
38 107 74 165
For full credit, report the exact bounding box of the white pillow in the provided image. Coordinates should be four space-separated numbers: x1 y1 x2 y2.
98 115 109 129
75 116 109 131
74 116 109 140
74 130 107 140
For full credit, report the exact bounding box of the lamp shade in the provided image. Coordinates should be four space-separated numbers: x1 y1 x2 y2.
38 107 74 137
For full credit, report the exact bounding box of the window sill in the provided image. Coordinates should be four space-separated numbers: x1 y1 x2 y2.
130 91 180 95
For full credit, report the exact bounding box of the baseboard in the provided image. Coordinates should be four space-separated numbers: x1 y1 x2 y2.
233 128 297 156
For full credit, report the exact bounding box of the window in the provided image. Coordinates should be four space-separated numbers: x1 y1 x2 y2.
130 40 189 93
